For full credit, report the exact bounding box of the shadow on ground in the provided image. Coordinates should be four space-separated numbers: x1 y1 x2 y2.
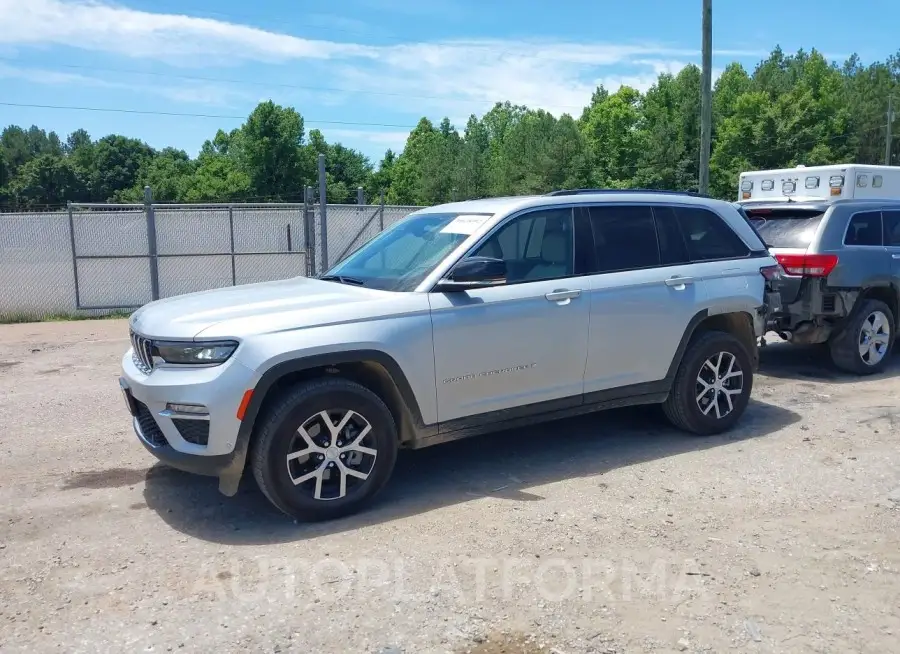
758 339 900 383
142 398 799 545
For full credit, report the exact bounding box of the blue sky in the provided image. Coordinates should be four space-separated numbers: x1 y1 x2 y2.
1 0 898 164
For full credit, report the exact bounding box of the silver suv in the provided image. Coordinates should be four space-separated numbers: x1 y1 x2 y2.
120 190 779 521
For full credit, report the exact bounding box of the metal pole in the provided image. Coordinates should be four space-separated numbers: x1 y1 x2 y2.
228 205 236 286
886 95 894 165
304 185 316 276
318 153 328 270
144 185 160 301
379 190 385 232
699 0 713 195
357 186 365 206
67 201 82 309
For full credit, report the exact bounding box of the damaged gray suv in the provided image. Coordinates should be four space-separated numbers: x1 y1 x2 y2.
120 190 778 521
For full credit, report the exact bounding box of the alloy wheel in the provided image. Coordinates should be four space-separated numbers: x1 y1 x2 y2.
695 351 744 420
285 409 378 501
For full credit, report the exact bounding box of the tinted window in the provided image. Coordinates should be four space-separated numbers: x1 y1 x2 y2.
471 208 574 283
652 206 690 265
844 211 883 246
587 205 659 273
675 207 750 261
744 207 825 248
882 210 900 246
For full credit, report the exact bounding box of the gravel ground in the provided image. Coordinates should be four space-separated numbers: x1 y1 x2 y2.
1 319 898 654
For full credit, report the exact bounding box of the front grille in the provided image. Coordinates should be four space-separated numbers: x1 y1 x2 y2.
130 329 154 374
173 419 210 446
135 401 167 447
822 294 836 313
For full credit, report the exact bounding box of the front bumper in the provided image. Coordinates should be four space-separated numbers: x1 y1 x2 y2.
120 349 257 465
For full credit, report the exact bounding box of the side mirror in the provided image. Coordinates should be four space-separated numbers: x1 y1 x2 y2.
434 256 507 292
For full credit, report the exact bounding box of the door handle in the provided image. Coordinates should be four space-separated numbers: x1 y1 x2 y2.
892 254 900 259
665 276 695 287
545 289 581 302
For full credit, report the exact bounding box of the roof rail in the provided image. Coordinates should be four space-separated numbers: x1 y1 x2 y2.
545 188 709 198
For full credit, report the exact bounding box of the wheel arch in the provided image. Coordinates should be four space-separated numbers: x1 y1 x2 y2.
666 308 759 382
217 350 430 497
858 285 899 326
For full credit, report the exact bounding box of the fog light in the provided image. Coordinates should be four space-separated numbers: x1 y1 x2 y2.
166 403 209 416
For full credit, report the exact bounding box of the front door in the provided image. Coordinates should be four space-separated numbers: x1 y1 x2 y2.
429 207 590 424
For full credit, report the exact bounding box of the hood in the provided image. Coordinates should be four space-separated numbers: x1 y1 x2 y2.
129 276 394 339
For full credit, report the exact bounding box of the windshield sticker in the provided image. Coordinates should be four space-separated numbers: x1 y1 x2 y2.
440 214 490 235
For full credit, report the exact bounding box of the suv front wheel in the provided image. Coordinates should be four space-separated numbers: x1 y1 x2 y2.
663 330 754 435
251 378 399 521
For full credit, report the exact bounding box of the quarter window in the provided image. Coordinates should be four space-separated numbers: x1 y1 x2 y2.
470 208 574 283
674 207 750 261
844 211 883 246
881 210 900 246
587 205 659 273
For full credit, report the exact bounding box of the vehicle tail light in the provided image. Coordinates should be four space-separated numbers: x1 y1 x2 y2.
759 264 781 281
773 253 838 277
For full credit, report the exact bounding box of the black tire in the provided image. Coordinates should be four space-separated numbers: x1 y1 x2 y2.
828 298 895 375
662 330 754 436
251 378 398 521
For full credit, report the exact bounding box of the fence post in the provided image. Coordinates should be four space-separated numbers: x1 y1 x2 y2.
318 153 329 271
143 185 160 301
228 205 236 286
304 185 316 276
379 190 385 232
357 186 365 206
67 200 82 310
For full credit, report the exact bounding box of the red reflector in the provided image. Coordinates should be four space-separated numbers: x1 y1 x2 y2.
236 390 253 421
774 253 838 277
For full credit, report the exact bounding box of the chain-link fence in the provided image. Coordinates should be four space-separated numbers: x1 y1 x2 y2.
0 199 423 321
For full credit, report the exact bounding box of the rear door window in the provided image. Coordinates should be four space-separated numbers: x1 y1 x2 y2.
743 207 826 249
587 205 660 273
844 211 883 246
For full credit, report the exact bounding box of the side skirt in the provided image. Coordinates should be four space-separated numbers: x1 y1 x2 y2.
406 381 670 450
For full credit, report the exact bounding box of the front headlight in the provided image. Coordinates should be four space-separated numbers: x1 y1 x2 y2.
153 341 238 365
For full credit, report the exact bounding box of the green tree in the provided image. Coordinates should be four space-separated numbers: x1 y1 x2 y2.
89 135 155 201
238 101 308 200
9 154 88 207
579 86 645 187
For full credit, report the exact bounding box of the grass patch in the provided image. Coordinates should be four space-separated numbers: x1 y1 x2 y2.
0 309 134 325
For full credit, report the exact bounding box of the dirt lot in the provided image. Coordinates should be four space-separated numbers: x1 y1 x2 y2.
0 319 898 654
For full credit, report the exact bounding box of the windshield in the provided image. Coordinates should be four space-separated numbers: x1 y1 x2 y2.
321 212 493 292
740 207 826 249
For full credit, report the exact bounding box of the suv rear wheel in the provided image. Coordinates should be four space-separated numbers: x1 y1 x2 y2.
663 330 754 435
829 298 894 375
251 378 398 521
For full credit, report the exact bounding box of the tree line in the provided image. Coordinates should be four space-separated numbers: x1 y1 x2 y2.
0 46 898 211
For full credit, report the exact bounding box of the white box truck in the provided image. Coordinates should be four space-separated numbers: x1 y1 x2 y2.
736 164 900 203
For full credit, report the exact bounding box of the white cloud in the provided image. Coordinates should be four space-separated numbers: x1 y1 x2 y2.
324 129 410 151
0 61 251 106
0 0 766 126
0 0 378 65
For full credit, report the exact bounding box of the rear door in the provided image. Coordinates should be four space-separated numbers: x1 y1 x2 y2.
581 204 704 393
883 208 900 288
